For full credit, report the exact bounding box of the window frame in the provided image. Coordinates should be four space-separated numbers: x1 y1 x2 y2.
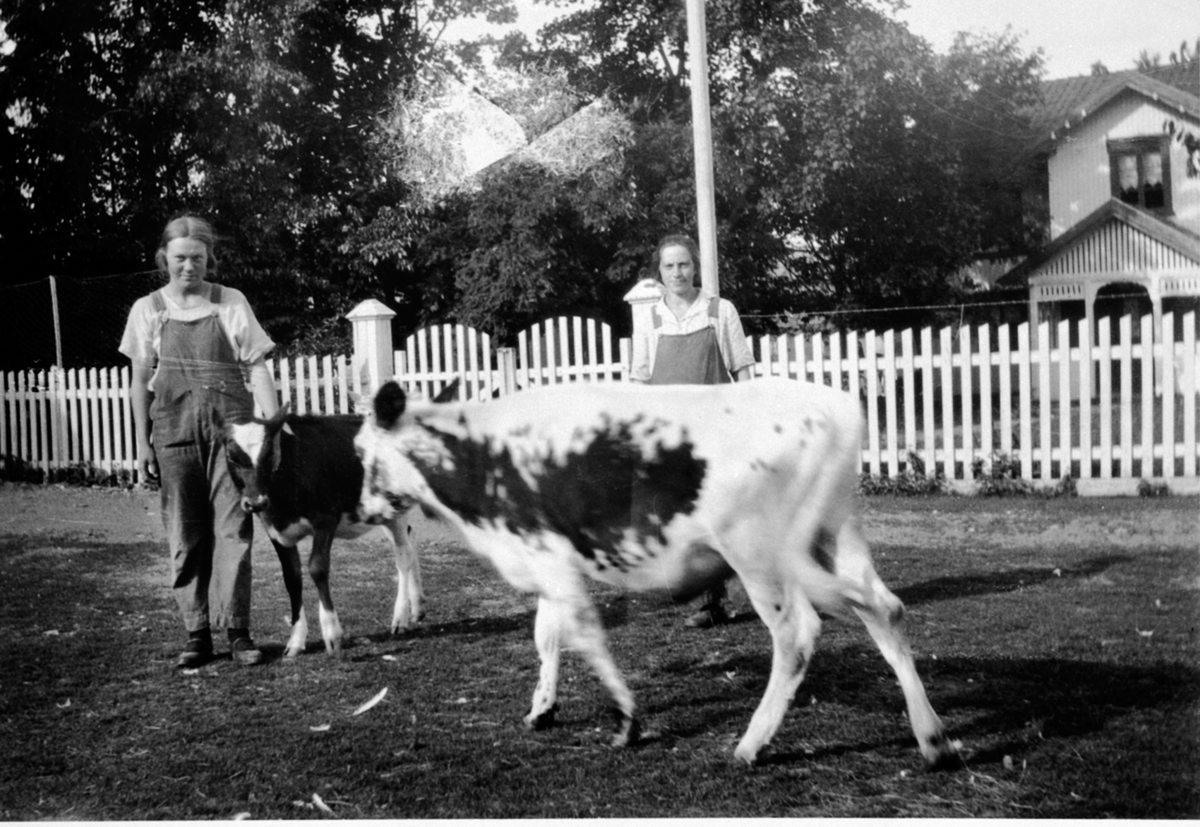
1107 135 1173 215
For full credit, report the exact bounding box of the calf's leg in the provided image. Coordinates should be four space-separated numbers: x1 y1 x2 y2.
735 579 822 764
524 597 562 731
270 536 308 658
387 516 424 633
525 586 637 747
836 523 960 768
308 530 344 655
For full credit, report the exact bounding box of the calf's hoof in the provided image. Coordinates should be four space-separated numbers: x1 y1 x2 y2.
923 735 966 771
733 743 760 766
523 704 557 731
611 715 640 748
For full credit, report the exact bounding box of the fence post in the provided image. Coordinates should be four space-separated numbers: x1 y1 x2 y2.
624 278 662 382
346 299 396 394
499 347 517 395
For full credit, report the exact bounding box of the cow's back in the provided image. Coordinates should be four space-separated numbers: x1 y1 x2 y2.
403 378 864 588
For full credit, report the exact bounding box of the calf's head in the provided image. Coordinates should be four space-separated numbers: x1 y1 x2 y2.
355 381 435 524
213 405 290 514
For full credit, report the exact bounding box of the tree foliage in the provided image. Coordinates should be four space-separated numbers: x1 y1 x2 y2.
394 0 1048 338
3 0 1049 353
2 0 455 353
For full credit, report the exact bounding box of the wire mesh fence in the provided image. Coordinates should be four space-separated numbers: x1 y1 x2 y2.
0 271 164 371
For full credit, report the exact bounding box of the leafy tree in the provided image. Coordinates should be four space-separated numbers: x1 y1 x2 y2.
0 0 222 280
1 0 501 353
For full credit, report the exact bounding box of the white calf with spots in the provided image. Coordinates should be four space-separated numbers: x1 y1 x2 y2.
355 377 959 767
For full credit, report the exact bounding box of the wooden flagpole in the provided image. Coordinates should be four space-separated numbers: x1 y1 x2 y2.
685 0 719 296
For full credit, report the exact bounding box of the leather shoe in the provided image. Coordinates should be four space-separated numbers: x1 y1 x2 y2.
176 638 213 669
230 636 263 666
685 605 731 629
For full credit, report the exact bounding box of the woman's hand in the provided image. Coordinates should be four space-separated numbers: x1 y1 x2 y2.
139 440 159 484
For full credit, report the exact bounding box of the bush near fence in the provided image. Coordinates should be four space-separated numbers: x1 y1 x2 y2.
2 313 1198 493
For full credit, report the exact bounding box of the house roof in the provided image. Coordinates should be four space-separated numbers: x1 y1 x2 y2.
1028 61 1200 153
998 199 1200 287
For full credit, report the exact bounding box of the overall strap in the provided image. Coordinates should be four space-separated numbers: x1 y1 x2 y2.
150 289 166 313
208 284 223 304
707 296 721 320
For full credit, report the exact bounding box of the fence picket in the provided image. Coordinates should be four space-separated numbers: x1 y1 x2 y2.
959 326 974 479
1057 319 1072 479
901 329 916 466
100 367 114 473
1098 318 1113 478
88 368 102 471
573 318 585 381
1139 315 1155 477
978 324 993 472
1078 318 1093 479
121 365 135 477
998 323 1013 459
939 327 955 478
920 327 936 472
37 370 50 476
883 330 898 476
1017 324 1033 480
1118 316 1133 479
1162 313 1176 478
558 317 571 382
1184 313 1197 476
1 372 9 462
813 331 826 388
1037 322 1052 482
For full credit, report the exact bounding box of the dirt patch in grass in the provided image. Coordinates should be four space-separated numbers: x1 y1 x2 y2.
0 484 1197 819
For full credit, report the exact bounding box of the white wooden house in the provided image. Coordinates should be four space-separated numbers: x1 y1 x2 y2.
1000 62 1200 346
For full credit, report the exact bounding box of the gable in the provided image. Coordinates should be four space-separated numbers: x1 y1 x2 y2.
1000 200 1200 287
1030 63 1200 154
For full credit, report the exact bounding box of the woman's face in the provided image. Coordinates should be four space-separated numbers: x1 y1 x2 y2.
164 237 209 292
658 244 697 297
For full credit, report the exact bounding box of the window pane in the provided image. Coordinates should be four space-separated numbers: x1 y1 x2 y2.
1117 154 1140 203
1143 152 1163 185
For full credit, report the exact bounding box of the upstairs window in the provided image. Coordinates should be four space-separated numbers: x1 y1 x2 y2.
1108 136 1172 213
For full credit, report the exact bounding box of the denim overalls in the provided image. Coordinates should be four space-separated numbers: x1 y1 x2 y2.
648 296 731 385
644 295 731 613
149 285 256 632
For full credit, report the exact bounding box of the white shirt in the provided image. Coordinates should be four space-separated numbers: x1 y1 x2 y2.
629 289 756 383
119 284 275 392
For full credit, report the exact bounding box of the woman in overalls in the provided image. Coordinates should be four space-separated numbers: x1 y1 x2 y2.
630 234 755 627
120 215 278 667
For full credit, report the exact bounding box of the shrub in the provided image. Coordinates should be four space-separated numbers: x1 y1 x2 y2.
1137 479 1171 498
859 452 947 496
972 453 1077 498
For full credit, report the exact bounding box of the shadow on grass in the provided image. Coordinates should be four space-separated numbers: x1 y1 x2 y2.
894 554 1132 606
641 641 1198 769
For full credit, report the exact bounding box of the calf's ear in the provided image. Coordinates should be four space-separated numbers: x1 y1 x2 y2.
211 407 227 436
373 381 407 429
267 403 290 428
432 377 461 404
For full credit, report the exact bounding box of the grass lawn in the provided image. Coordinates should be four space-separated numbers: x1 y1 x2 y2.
0 485 1196 818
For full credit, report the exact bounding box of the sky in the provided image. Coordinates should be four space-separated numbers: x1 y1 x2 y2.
444 0 1197 80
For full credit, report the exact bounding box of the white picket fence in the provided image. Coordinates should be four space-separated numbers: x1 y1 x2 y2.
3 313 1198 493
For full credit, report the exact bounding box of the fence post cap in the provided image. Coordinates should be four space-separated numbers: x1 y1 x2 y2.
623 278 663 304
345 299 397 321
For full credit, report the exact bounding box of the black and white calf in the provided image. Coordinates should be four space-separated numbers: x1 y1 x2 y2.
354 377 960 767
214 407 422 657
